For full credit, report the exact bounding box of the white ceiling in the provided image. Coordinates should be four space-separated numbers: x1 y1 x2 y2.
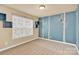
5 4 76 17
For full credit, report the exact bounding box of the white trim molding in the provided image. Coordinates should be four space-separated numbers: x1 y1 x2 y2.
63 12 66 42
39 37 76 46
0 38 38 52
39 37 79 54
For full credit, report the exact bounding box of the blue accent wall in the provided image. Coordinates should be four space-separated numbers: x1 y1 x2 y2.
49 14 63 41
39 11 76 44
39 17 49 39
65 11 76 44
39 14 63 41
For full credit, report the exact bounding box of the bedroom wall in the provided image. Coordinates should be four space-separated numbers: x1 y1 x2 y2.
39 6 76 44
39 11 76 44
0 5 38 49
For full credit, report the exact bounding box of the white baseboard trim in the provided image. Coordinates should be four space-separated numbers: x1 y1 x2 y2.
74 45 79 54
39 37 76 46
0 38 38 52
39 37 79 54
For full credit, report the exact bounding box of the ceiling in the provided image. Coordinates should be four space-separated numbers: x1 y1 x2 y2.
5 4 76 17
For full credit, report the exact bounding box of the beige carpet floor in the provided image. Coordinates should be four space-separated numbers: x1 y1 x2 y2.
0 39 78 55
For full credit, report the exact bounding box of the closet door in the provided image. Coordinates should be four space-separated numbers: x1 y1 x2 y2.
49 14 63 41
39 17 49 39
65 11 76 44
